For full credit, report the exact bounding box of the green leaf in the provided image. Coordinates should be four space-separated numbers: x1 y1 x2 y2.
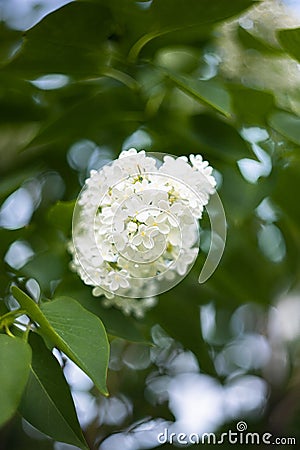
269 110 300 145
20 333 88 450
53 275 149 343
278 27 300 63
5 1 113 76
40 296 109 395
11 286 59 338
47 200 75 235
11 287 109 395
0 335 31 427
166 71 232 117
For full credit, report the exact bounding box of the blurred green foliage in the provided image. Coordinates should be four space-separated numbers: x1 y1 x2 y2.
1 0 300 449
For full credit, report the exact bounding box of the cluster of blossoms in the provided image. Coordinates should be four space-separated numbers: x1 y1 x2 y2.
69 148 216 317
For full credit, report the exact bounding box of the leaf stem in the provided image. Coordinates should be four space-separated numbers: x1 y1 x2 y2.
128 31 162 63
11 286 61 347
0 309 27 337
128 25 194 63
0 309 26 321
101 67 139 91
4 324 15 338
22 321 32 342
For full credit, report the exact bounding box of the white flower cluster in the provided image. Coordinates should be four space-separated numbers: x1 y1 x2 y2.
69 149 216 318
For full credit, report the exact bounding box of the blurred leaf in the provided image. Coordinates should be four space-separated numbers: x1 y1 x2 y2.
272 160 300 227
20 333 88 450
0 123 40 173
269 110 300 145
147 281 216 374
278 27 300 63
5 1 113 76
11 287 109 395
166 71 232 116
237 26 282 54
119 0 257 60
0 75 47 123
104 0 155 54
141 27 213 58
203 223 289 307
0 24 22 66
0 167 40 203
0 301 8 316
23 87 143 152
154 47 201 74
220 165 272 222
151 0 257 28
0 226 34 295
21 251 64 294
191 113 250 160
47 200 75 235
0 335 31 427
229 84 275 125
0 227 33 260
90 0 256 61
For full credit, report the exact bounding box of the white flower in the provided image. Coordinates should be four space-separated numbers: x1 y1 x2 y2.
107 270 130 291
92 286 114 299
127 221 138 233
145 214 170 235
189 154 217 189
122 195 145 217
70 147 217 317
117 148 157 173
102 294 158 318
131 224 158 249
168 227 181 246
190 153 209 170
175 247 199 276
112 231 127 251
119 147 138 159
